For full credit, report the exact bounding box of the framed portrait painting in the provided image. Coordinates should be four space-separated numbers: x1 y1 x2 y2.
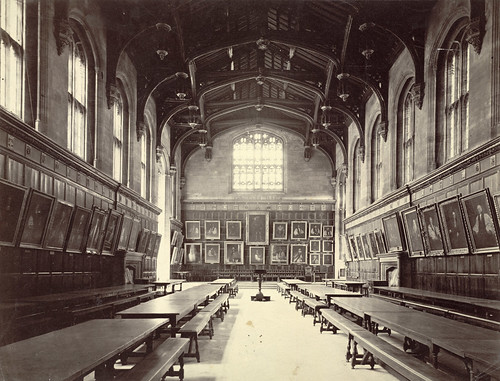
249 246 265 265
205 243 220 264
153 234 161 257
460 189 499 254
44 200 74 250
66 206 92 253
310 253 321 265
361 233 373 259
438 196 470 255
291 221 307 240
342 235 352 262
86 207 107 254
374 229 386 254
309 223 322 238
348 235 359 260
368 232 379 257
145 232 157 256
128 218 141 252
224 241 244 264
355 235 366 260
290 244 307 264
322 225 334 239
170 247 179 264
185 242 202 264
0 179 28 246
270 243 288 264
401 207 425 257
185 221 201 240
310 239 321 252
246 211 269 245
322 240 333 253
420 204 445 256
102 209 123 254
381 213 405 252
116 214 133 251
19 190 55 248
205 220 220 240
226 221 241 240
137 228 151 253
323 253 333 266
272 222 287 240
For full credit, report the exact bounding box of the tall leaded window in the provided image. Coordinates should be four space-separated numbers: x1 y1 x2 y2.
371 120 382 201
402 90 415 183
232 132 283 191
67 29 88 159
353 140 361 212
112 91 124 182
445 36 469 159
0 0 24 117
140 132 148 199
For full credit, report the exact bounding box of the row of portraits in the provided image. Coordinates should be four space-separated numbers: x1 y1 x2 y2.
172 242 334 266
185 214 333 244
350 188 500 259
344 230 387 261
0 179 161 256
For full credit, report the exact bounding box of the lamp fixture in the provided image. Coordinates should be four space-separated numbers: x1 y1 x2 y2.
156 49 168 60
337 73 350 102
256 37 269 50
255 75 265 85
321 101 332 128
175 72 188 100
255 97 264 112
311 124 320 134
312 133 320 148
198 133 207 148
188 104 200 128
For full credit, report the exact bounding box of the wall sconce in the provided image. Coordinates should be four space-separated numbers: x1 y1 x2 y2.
188 104 200 128
337 73 350 102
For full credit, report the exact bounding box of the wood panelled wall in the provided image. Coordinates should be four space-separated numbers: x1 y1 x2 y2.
0 112 160 299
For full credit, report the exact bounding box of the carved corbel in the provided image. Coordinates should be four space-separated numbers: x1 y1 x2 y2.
465 17 484 54
378 121 388 142
180 177 186 189
330 177 337 193
169 165 177 177
54 1 72 55
136 121 146 141
340 163 348 178
357 144 365 163
107 82 119 109
155 145 164 162
410 82 425 110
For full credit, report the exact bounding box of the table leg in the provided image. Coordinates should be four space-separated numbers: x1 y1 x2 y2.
431 345 440 368
170 317 177 337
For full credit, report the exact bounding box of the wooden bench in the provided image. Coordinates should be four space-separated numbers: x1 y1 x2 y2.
177 312 213 362
200 294 230 322
302 298 327 325
320 310 449 380
228 283 238 297
288 291 307 311
276 282 291 298
117 338 189 381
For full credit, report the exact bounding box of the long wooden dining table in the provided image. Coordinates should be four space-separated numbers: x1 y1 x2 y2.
295 284 362 303
116 284 223 337
329 296 500 379
0 318 168 381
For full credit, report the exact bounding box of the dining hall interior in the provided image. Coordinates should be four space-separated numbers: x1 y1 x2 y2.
0 0 499 380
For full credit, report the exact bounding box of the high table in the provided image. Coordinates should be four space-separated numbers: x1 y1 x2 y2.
117 284 223 337
0 318 168 381
210 278 236 293
152 279 185 295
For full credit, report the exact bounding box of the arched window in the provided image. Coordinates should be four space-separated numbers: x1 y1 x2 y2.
112 91 123 182
397 81 415 187
445 35 469 160
140 131 150 199
67 27 88 160
232 131 283 191
0 0 24 117
371 118 382 201
353 140 361 212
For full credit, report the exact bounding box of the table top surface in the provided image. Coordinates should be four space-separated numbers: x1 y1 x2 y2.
330 296 415 317
373 286 500 310
297 285 361 299
14 284 151 305
210 278 236 284
152 279 186 285
282 279 309 285
117 298 197 318
0 318 168 381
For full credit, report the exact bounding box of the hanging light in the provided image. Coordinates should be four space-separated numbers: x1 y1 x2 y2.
311 124 320 133
337 73 350 102
320 102 332 128
175 72 188 100
312 133 320 148
198 132 207 148
188 104 200 128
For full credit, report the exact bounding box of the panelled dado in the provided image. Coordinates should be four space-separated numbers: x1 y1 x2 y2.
0 110 160 298
344 139 500 298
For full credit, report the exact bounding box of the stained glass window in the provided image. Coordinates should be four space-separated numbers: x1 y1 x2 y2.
232 132 283 191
